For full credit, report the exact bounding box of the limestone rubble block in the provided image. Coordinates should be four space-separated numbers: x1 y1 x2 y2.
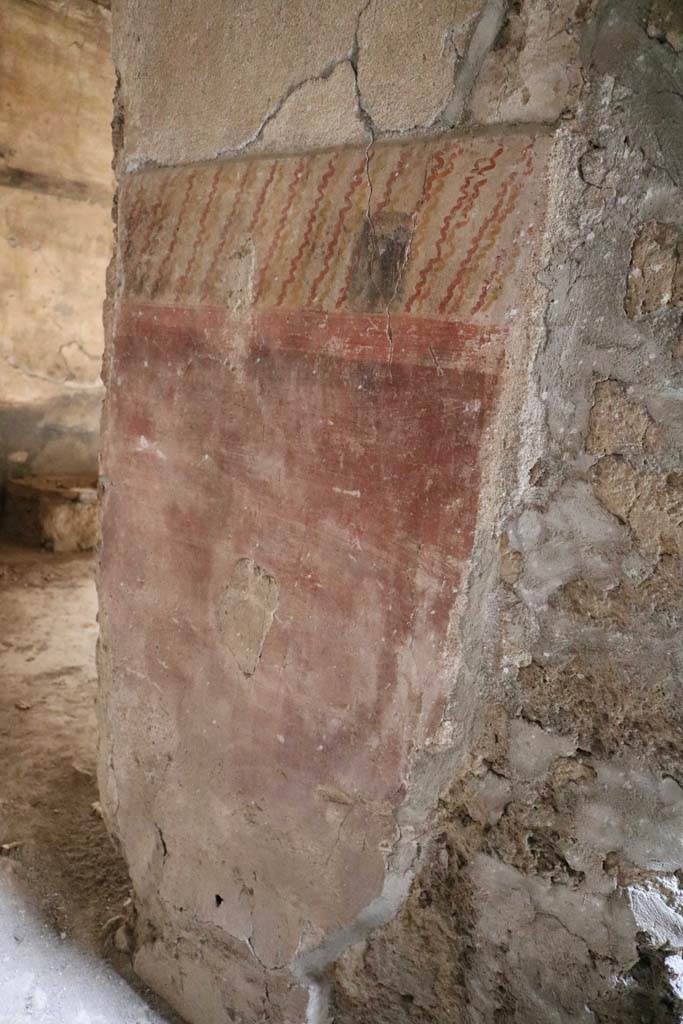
4 476 99 552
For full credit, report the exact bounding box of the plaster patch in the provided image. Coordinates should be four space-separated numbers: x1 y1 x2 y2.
577 765 683 872
508 718 576 780
218 558 279 677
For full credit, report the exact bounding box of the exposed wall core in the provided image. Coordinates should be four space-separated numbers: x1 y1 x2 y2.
101 2 683 1022
0 0 114 489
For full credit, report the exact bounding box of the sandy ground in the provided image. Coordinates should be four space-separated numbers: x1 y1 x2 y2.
0 543 182 1023
0 873 168 1023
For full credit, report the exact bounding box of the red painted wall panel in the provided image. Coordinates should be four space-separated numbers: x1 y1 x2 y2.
101 133 548 969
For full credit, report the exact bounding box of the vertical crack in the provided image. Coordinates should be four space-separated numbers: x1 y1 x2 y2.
155 823 168 860
349 0 376 233
350 0 396 370
349 0 376 147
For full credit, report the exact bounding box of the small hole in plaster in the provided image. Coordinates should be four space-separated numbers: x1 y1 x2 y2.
214 894 223 907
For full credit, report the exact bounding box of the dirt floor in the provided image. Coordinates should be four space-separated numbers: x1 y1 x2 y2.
0 542 183 1022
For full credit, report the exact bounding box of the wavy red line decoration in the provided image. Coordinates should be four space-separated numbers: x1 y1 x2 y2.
254 158 307 305
175 167 222 301
278 156 337 308
199 163 254 303
149 170 197 300
405 146 503 314
120 133 549 323
308 156 366 306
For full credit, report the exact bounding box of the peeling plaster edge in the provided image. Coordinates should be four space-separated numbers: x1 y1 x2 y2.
119 119 562 180
96 66 128 841
513 126 578 506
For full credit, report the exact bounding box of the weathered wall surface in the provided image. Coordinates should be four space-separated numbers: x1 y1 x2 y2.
102 130 548 1022
0 0 114 487
102 1 683 1022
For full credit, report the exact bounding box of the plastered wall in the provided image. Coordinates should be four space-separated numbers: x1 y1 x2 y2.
0 0 114 488
102 2 683 1022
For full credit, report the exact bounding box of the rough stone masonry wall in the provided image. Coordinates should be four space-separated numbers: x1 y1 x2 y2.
102 2 683 1022
0 0 114 490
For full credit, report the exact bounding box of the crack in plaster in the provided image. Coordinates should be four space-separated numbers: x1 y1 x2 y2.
219 0 374 161
221 56 351 158
349 0 377 143
155 824 168 861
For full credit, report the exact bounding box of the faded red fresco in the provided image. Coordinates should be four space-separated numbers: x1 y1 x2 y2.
101 134 549 962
